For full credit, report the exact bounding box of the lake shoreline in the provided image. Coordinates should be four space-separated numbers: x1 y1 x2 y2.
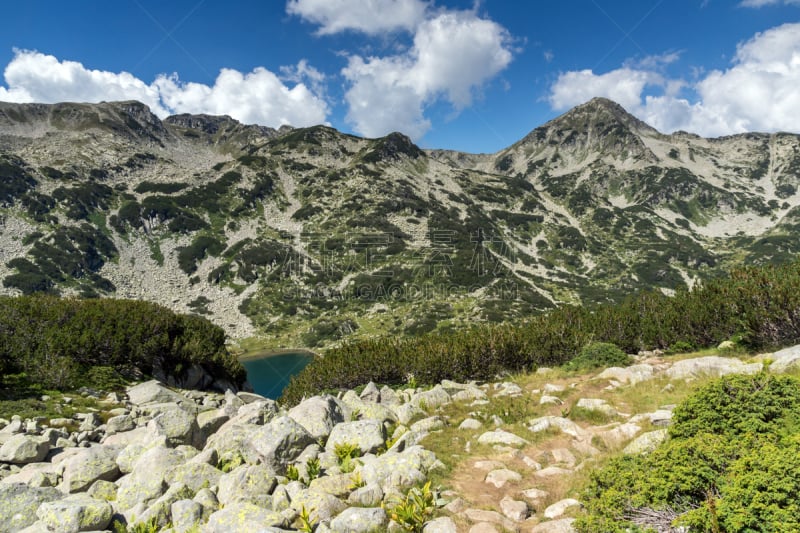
237 347 316 362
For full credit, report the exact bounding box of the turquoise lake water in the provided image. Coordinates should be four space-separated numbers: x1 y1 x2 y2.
240 351 314 399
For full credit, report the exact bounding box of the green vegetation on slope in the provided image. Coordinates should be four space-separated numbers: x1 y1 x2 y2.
0 295 245 390
281 259 800 403
576 372 800 532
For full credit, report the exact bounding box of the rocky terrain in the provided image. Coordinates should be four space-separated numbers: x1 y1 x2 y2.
3 344 800 532
2 98 800 347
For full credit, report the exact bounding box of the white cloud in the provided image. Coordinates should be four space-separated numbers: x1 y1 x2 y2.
286 0 428 35
0 49 329 128
547 23 800 137
0 49 168 115
739 0 800 7
342 10 513 139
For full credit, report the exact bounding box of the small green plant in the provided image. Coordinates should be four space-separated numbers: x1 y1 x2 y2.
297 505 317 533
350 408 362 421
385 481 436 532
306 457 321 481
217 452 244 473
384 427 407 452
340 455 359 474
666 340 695 354
334 442 361 463
406 373 418 389
348 471 367 490
286 464 300 482
112 517 161 533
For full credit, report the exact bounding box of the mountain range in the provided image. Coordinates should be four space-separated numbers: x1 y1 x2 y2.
1 97 798 348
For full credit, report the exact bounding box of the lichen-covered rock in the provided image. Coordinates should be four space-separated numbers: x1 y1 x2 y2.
60 446 120 493
290 489 347 523
527 416 586 439
409 386 451 411
203 423 259 464
250 417 315 475
0 483 61 533
423 517 458 533
134 483 194 529
288 395 346 440
86 480 117 502
105 414 136 435
205 502 288 532
330 506 388 532
127 380 184 405
623 429 668 455
477 430 529 448
530 518 576 533
171 498 204 533
360 446 436 493
309 472 356 498
165 461 222 493
348 484 383 507
145 404 201 448
36 494 113 533
217 464 277 506
544 498 581 519
327 419 386 455
0 434 50 464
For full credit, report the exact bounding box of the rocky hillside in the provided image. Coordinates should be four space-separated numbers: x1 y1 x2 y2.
3 344 800 532
1 98 799 346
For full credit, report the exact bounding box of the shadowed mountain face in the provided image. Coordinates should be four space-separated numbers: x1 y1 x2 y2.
1 97 799 347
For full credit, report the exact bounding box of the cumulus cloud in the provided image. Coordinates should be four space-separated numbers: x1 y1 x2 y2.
547 23 800 137
0 49 329 128
0 49 168 115
342 10 513 139
286 0 428 35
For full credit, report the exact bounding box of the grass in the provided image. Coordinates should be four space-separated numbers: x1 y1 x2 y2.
0 373 118 421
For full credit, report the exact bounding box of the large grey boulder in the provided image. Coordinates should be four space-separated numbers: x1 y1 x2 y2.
115 446 194 509
217 464 277 506
196 409 229 441
340 391 396 424
205 502 288 532
60 446 121 493
105 414 136 435
666 356 761 380
288 395 346 440
250 416 315 475
360 445 437 493
527 416 586 439
0 483 61 533
409 386 451 411
770 344 800 372
165 462 223 493
330 506 388 532
127 380 185 405
145 404 201 447
0 434 50 464
326 420 386 455
290 489 347 523
530 518 576 533
203 423 260 465
171 499 204 533
36 494 113 533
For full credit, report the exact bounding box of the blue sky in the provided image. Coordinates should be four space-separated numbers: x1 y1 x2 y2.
1 1 799 153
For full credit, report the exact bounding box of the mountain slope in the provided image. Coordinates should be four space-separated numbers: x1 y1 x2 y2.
1 98 799 346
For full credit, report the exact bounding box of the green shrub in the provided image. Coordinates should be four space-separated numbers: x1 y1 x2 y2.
0 295 245 390
576 373 800 533
566 342 631 371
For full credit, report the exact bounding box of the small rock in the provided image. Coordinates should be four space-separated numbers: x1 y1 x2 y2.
477 430 528 447
484 468 522 488
543 383 565 393
330 506 388 533
540 395 563 405
530 518 576 533
464 508 517 531
499 495 528 521
458 418 483 430
37 494 113 533
544 498 581 519
423 516 458 533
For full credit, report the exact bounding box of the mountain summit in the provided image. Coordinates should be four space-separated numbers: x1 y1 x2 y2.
1 98 799 346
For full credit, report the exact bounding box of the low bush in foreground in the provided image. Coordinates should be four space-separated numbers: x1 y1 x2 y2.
0 295 245 390
282 260 800 404
576 372 800 532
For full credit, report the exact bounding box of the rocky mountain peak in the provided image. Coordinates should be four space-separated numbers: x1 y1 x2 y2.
164 113 279 140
